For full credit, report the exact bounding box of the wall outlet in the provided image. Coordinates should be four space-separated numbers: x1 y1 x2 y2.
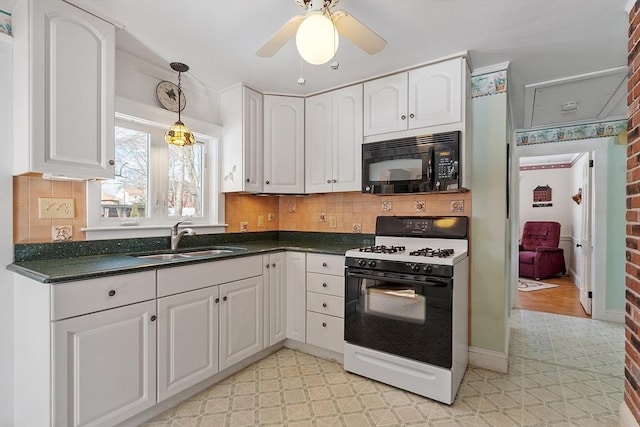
39 198 75 219
329 216 337 228
257 215 265 228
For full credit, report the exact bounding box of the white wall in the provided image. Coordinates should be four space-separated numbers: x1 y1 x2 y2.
519 166 575 236
0 33 14 427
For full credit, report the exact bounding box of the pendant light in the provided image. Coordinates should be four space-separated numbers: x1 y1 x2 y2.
165 62 195 146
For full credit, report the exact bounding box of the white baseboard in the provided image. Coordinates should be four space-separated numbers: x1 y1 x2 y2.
468 346 508 373
620 401 640 427
596 309 625 323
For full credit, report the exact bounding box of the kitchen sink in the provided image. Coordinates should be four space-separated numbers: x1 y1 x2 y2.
137 253 190 260
182 249 234 256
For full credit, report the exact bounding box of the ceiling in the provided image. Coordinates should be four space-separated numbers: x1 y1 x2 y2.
64 0 629 129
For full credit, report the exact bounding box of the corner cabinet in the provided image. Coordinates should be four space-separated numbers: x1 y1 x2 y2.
305 85 363 193
263 252 287 346
13 0 116 179
221 86 263 192
263 95 305 193
364 57 464 137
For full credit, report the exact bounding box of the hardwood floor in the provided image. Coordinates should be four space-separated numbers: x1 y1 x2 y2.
517 275 590 319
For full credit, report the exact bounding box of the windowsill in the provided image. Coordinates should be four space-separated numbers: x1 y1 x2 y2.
82 223 228 240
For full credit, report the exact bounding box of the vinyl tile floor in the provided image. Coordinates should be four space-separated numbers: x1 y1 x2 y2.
143 310 624 426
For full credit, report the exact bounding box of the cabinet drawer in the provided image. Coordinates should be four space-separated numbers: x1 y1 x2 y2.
307 292 344 318
157 255 262 297
306 253 344 276
51 271 156 320
306 311 344 354
306 272 344 297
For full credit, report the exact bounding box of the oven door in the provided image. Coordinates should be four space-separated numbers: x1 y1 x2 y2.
344 267 453 368
362 143 433 194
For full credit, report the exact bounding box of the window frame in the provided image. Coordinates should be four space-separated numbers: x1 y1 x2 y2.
84 97 225 240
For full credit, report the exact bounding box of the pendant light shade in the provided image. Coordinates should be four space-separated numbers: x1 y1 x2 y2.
165 62 195 146
296 11 339 65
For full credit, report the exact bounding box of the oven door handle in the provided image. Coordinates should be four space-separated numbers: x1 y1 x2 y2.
346 270 450 287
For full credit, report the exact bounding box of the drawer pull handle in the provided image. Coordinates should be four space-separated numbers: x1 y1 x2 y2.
223 296 228 301
322 262 327 267
150 315 157 322
322 322 327 327
215 298 220 303
108 290 116 297
322 283 328 287
322 303 327 308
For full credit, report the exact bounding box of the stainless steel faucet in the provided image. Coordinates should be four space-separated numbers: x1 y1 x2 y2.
171 221 196 250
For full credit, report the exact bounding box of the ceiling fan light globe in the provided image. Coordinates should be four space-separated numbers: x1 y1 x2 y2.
296 11 339 65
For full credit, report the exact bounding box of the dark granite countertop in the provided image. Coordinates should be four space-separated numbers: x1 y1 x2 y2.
8 232 373 284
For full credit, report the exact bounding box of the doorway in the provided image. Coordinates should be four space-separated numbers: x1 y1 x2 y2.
509 137 626 322
516 152 592 318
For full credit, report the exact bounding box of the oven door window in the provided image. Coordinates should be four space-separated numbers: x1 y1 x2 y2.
365 284 426 323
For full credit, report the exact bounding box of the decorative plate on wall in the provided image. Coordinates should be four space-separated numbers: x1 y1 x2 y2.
156 81 186 112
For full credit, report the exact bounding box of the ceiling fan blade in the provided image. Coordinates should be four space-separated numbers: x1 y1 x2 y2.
256 15 305 57
331 10 387 55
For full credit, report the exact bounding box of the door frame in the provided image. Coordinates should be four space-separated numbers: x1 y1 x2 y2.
509 136 615 321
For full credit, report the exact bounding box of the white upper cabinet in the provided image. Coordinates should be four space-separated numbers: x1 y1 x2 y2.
364 57 464 137
221 86 263 192
305 84 363 193
13 0 116 179
263 95 305 193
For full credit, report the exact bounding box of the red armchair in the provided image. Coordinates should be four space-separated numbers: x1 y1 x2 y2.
519 221 566 280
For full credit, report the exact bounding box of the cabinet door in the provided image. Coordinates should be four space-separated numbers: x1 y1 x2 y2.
219 276 263 370
53 301 156 427
306 311 344 354
263 95 305 193
157 287 219 402
363 73 408 136
333 84 363 192
408 59 462 129
25 0 115 179
267 252 287 346
305 92 333 193
286 252 306 342
244 87 264 192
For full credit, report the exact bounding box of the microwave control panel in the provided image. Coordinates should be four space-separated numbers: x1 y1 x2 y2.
434 148 459 191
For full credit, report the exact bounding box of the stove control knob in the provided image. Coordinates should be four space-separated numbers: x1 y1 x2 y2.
368 260 377 268
410 264 420 272
423 265 433 274
358 259 367 267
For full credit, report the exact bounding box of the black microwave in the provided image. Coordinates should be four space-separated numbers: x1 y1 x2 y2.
362 131 461 194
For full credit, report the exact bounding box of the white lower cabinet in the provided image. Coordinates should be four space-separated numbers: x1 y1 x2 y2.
53 300 157 427
286 252 306 342
219 276 264 370
157 286 220 402
306 311 344 354
264 252 287 347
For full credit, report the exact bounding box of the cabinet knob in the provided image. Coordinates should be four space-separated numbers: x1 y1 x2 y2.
322 322 327 327
576 243 582 247
108 160 115 166
150 315 157 322
246 178 250 183
322 262 327 267
215 298 220 303
108 290 116 297
272 263 276 267
322 283 327 288
322 303 327 308
332 179 337 183
223 296 228 301
327 179 331 184
401 115 406 120
265 180 270 184
409 113 415 119
266 264 270 268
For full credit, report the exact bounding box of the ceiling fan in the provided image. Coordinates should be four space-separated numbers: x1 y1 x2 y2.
256 0 387 64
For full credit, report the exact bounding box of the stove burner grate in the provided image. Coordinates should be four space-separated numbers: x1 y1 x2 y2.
359 245 406 254
409 248 455 258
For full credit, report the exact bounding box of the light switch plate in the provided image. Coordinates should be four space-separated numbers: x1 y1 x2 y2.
257 215 265 228
39 198 75 219
329 216 337 228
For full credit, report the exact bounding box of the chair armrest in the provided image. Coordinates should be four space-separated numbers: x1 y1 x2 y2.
536 246 563 253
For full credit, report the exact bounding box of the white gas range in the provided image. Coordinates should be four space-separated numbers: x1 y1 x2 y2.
343 216 469 405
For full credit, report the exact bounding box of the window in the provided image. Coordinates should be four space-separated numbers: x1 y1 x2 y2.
86 108 222 237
